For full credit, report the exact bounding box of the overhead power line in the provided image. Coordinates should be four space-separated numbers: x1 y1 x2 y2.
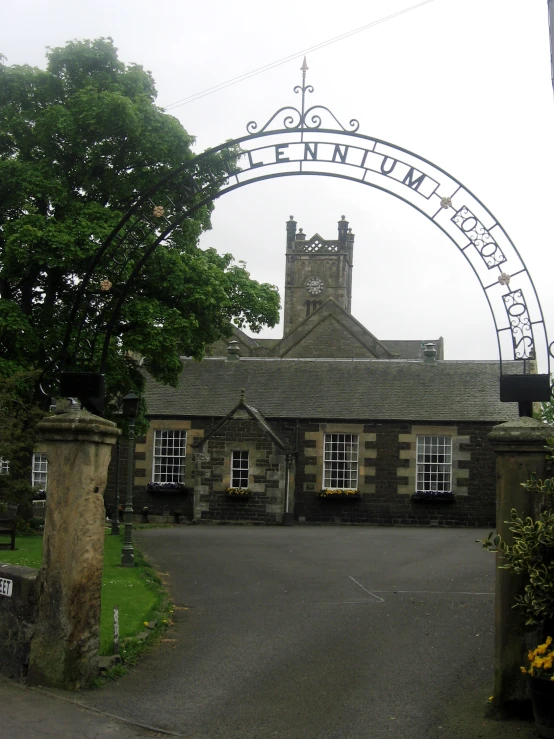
162 0 436 111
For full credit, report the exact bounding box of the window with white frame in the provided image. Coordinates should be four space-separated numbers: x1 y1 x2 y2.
416 435 452 492
32 453 48 490
231 450 249 489
323 433 359 489
0 458 9 475
153 430 186 483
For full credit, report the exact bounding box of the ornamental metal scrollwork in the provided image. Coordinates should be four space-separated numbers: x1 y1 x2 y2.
451 206 507 268
246 57 359 135
503 290 535 360
246 103 360 136
550 342 554 398
54 57 550 399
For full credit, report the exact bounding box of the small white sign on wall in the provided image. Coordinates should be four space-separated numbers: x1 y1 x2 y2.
0 577 13 597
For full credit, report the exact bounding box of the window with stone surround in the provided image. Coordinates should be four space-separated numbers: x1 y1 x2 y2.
416 435 452 492
231 450 249 488
32 452 48 490
153 430 186 483
323 433 359 489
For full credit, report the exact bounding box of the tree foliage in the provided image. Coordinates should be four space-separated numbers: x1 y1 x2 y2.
0 370 44 510
0 38 280 414
536 385 554 426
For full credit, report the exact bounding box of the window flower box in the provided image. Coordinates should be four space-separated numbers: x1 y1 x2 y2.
411 491 455 503
146 482 192 494
226 487 252 497
318 489 360 500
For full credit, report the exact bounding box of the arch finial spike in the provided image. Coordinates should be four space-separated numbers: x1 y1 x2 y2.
301 56 308 85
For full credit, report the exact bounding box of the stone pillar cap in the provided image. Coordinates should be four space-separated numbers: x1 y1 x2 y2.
489 416 554 444
37 404 120 443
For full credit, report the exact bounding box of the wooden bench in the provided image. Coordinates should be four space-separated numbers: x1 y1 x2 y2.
0 505 18 551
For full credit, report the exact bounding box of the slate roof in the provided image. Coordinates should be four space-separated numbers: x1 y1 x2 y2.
145 358 523 423
254 338 281 349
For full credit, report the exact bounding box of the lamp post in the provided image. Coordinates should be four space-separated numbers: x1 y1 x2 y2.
121 392 140 567
282 452 295 526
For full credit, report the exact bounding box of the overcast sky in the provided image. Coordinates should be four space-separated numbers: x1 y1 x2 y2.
3 0 554 368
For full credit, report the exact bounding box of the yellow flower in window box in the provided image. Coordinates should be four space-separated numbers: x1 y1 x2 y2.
318 489 360 499
226 487 252 497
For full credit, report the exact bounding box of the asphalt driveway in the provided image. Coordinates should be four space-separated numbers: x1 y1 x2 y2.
79 525 537 739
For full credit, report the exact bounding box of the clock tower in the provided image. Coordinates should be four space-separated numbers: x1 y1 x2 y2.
283 215 355 336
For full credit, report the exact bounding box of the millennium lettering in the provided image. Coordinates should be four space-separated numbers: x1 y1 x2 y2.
237 141 439 199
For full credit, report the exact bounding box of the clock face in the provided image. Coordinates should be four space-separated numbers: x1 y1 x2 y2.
306 276 324 295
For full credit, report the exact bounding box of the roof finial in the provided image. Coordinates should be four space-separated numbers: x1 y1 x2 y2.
240 388 245 403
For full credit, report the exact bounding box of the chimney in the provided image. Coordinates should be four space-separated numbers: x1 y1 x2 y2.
227 340 241 361
423 342 437 364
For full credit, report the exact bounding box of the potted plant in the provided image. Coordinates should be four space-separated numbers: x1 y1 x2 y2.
521 637 554 738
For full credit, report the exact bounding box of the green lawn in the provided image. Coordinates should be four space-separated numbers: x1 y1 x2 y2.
0 531 165 655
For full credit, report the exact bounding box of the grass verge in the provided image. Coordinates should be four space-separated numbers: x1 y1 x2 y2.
0 530 171 658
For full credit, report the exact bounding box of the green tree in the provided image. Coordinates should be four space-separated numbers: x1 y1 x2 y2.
0 370 44 513
0 38 280 414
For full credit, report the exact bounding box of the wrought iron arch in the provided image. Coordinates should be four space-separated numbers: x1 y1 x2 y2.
59 64 552 409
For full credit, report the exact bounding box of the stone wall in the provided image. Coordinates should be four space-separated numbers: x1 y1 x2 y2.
195 418 292 524
111 416 498 527
0 563 38 678
294 420 497 527
104 421 212 520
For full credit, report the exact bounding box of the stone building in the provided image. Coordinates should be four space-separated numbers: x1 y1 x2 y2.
110 216 521 527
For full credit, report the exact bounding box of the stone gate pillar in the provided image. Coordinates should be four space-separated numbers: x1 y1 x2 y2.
27 404 120 689
488 416 553 711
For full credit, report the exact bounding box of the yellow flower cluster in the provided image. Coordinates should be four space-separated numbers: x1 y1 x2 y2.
521 636 554 680
319 489 359 497
226 487 251 496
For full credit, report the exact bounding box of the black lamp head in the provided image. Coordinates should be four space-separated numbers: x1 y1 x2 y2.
122 392 140 419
